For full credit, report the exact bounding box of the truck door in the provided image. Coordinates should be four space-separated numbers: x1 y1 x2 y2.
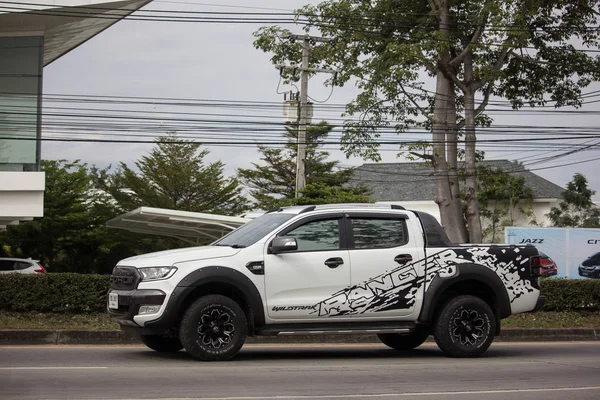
264 213 351 321
346 212 425 319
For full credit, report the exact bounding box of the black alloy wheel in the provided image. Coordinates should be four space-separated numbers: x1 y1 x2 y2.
450 308 486 346
198 307 236 349
179 294 247 361
433 295 496 358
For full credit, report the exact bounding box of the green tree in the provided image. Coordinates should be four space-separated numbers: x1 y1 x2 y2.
237 121 369 209
253 0 600 243
547 173 600 228
99 133 250 216
276 183 371 207
0 160 92 269
476 165 535 243
0 160 144 273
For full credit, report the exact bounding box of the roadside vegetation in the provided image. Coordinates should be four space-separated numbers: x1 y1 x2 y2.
0 274 598 330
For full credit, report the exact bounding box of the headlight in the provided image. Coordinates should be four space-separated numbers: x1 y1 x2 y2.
139 266 177 281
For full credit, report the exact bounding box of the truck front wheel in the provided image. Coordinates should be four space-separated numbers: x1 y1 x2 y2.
179 294 247 361
433 295 496 358
377 327 430 351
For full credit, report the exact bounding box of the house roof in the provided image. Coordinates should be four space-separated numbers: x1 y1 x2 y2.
350 160 565 202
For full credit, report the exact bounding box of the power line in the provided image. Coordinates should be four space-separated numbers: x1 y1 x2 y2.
3 88 600 109
3 2 600 33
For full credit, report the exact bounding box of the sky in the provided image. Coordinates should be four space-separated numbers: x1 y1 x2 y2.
40 0 600 200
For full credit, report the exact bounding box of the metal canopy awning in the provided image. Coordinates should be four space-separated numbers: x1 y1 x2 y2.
106 207 250 244
0 0 153 66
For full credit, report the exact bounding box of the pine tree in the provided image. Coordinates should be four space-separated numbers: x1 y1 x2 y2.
237 121 368 209
101 133 249 216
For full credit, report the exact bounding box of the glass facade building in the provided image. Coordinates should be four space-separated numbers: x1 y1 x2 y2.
0 0 150 229
0 36 43 172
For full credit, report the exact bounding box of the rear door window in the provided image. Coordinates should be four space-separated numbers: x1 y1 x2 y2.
16 262 33 270
351 218 408 249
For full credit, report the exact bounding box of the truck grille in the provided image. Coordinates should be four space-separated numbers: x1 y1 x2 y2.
110 266 140 290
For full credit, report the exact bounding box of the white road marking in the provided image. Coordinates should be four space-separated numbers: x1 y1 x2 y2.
0 367 108 370
106 387 600 400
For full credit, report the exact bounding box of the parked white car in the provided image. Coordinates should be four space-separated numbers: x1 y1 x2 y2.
0 258 46 274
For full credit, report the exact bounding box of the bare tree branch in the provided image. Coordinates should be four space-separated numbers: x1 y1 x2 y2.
398 82 433 120
440 64 468 93
410 151 433 161
456 83 494 131
473 46 512 91
449 6 490 68
475 83 494 117
507 49 555 65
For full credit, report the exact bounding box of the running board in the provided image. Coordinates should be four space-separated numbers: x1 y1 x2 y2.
257 322 416 336
277 328 411 336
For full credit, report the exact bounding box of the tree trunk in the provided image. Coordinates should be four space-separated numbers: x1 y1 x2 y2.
463 52 482 243
445 80 468 241
433 0 468 243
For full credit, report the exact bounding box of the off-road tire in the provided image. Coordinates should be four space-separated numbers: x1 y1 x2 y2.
433 295 496 358
139 334 183 353
179 294 247 361
377 328 430 351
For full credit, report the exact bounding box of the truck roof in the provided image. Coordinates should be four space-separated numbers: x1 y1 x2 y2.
269 203 454 248
269 203 407 215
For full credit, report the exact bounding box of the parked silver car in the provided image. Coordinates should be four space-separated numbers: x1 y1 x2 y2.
0 258 46 274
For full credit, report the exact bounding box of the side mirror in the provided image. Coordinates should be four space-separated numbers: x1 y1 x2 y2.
269 236 298 254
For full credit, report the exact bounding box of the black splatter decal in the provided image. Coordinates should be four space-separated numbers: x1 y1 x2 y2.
312 246 538 317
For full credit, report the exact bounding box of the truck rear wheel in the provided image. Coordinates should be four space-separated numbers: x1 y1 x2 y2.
179 294 247 361
377 328 430 350
433 295 496 358
140 334 183 352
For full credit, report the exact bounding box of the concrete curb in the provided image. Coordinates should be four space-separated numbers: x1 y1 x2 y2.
0 328 598 345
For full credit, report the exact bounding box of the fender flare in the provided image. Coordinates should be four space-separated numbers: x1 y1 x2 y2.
418 263 512 324
145 266 265 332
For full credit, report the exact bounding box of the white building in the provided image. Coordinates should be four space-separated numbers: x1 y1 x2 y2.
0 0 151 229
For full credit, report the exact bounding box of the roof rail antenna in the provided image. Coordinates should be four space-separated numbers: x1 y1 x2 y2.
299 205 316 214
266 207 284 214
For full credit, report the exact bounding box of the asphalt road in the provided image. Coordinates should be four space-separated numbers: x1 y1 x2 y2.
1 342 599 400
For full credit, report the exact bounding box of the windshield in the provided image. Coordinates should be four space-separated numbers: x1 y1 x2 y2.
213 212 295 248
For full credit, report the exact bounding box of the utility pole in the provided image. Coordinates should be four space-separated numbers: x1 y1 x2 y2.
296 36 310 197
276 34 335 198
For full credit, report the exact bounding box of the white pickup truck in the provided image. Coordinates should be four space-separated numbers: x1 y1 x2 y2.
108 204 545 360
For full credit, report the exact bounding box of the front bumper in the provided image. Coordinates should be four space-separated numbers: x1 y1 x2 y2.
578 267 600 279
107 289 166 328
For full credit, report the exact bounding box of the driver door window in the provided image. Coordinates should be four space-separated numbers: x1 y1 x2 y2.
285 219 340 252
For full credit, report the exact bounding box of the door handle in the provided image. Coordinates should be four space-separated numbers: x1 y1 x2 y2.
324 257 344 268
394 254 413 265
